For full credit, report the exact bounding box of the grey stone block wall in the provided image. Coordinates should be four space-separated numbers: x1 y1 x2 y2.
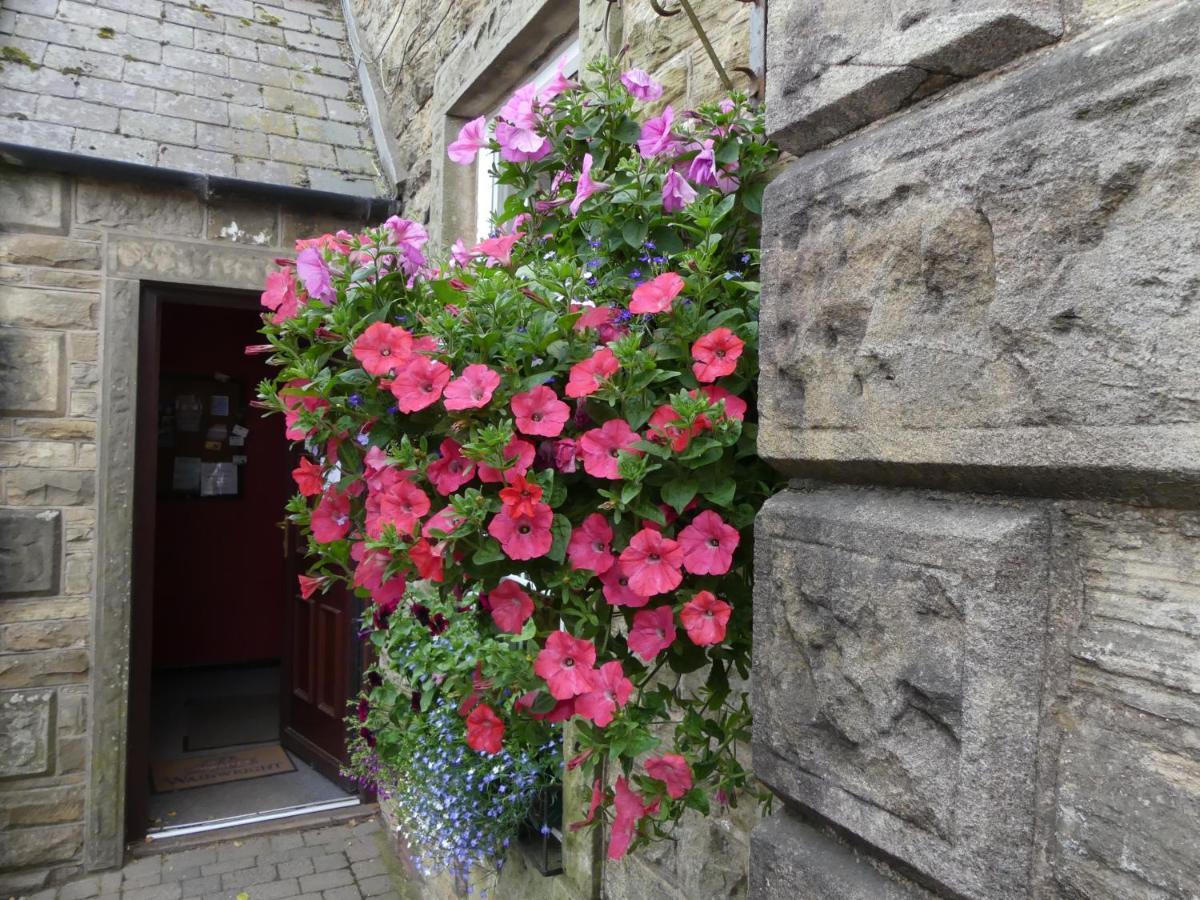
753 1 1200 899
0 164 369 894
0 0 387 198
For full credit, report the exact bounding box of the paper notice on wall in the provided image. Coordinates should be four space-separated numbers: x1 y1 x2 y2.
210 395 230 416
172 456 202 492
200 462 238 497
229 424 248 447
175 395 202 432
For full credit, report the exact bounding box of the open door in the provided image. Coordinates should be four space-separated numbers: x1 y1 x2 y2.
281 514 364 788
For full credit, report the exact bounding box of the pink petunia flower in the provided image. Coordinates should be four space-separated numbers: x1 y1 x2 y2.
553 437 578 473
422 505 465 539
678 509 740 575
295 247 335 303
662 169 698 213
685 138 720 188
574 660 633 727
695 385 747 421
679 590 732 646
620 69 663 102
638 105 679 158
619 528 684 596
408 537 445 582
567 513 615 574
579 419 642 480
353 322 413 377
487 501 554 560
600 565 651 608
574 305 618 332
627 605 677 661
488 580 535 634
511 385 571 437
311 490 351 543
297 574 326 599
569 778 604 832
533 630 597 699
352 545 406 610
426 437 476 495
448 115 488 165
377 479 431 536
292 457 324 496
691 328 745 382
477 436 536 483
540 53 579 101
629 271 685 314
465 703 504 754
648 403 707 453
450 238 472 267
609 777 649 860
261 269 301 323
570 153 609 217
383 217 428 274
644 754 693 799
471 231 524 267
566 347 619 398
443 363 501 411
390 356 452 413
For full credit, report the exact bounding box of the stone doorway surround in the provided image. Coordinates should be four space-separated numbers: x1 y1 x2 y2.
0 163 379 887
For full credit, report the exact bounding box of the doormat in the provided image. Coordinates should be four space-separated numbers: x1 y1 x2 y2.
151 744 295 793
184 693 278 751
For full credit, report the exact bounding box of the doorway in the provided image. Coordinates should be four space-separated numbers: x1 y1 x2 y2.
126 287 362 842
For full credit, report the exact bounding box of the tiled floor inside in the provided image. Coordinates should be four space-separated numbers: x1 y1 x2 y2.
148 666 354 831
33 815 408 900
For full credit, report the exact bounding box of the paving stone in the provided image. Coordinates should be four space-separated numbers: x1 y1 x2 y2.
162 848 218 872
239 877 299 899
268 832 306 853
179 874 221 898
355 875 393 898
321 886 361 900
200 857 257 877
298 869 353 893
59 875 101 900
219 863 278 891
122 884 182 900
301 826 352 848
310 852 348 873
276 857 315 879
348 859 384 881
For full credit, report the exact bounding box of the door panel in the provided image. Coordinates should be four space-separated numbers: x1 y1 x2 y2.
282 524 360 789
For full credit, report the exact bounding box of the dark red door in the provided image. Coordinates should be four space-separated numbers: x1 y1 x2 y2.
281 523 362 788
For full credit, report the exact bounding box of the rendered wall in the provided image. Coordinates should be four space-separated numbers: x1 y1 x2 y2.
753 1 1200 898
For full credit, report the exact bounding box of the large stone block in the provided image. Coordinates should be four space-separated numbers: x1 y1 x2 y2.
0 689 54 778
0 509 61 597
766 1 1063 155
759 1 1200 495
107 236 279 291
0 168 68 234
0 329 65 415
75 179 205 236
754 486 1059 899
751 810 934 899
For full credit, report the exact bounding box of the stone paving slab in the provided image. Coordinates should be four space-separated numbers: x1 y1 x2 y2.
34 816 407 900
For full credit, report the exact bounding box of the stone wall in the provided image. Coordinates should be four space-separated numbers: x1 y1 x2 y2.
753 1 1200 899
0 164 369 895
0 0 386 197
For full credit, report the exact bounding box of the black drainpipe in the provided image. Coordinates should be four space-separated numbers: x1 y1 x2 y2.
0 142 399 223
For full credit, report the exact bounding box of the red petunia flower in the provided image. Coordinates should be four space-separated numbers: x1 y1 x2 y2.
644 753 693 799
280 383 328 440
408 538 445 583
477 437 536 483
443 363 501 411
422 505 465 539
600 565 651 608
375 479 430 537
691 328 744 382
487 501 554 560
487 580 535 634
311 490 351 543
627 605 677 661
426 437 476 495
579 419 642 480
352 545 406 610
292 457 324 496
297 574 326 599
677 509 740 575
567 513 615 574
390 355 452 413
352 322 413 376
574 660 633 727
619 528 684 596
679 590 732 646
511 386 570 437
465 703 504 755
609 777 649 860
647 404 708 453
629 271 685 315
566 348 619 398
533 630 597 699
498 472 543 518
695 384 747 421
574 305 618 332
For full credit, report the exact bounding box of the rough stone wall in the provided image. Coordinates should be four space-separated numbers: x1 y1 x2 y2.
0 0 386 197
0 164 368 895
753 1 1200 899
348 0 754 232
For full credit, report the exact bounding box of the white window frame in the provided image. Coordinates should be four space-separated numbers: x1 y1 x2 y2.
474 35 581 241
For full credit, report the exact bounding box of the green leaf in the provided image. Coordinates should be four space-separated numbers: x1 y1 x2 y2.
661 477 698 514
614 116 642 144
622 217 648 249
704 478 737 507
547 514 572 563
472 540 505 565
